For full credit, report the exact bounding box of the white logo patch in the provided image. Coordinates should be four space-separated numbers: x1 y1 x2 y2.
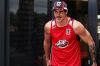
55 40 69 48
57 2 61 7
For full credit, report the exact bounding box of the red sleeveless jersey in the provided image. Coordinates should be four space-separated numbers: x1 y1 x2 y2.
50 18 81 66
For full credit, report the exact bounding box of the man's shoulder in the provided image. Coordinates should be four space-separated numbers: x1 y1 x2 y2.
73 20 82 28
44 20 53 34
44 20 52 28
45 19 55 27
44 20 53 32
73 19 85 34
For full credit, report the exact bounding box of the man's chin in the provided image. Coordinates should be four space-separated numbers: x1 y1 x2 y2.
56 19 62 22
57 20 63 23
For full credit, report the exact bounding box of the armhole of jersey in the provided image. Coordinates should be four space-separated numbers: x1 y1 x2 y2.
72 19 81 41
69 18 74 27
71 18 74 27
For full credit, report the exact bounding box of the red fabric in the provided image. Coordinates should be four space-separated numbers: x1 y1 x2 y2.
50 19 81 66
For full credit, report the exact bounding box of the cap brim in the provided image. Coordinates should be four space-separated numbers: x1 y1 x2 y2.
52 7 68 11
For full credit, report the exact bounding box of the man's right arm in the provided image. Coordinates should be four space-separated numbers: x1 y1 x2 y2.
43 22 51 65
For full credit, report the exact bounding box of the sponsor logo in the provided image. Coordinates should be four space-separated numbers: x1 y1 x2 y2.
55 40 69 48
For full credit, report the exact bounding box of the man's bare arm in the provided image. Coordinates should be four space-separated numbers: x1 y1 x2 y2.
44 32 51 61
89 43 96 63
74 21 97 66
44 22 51 62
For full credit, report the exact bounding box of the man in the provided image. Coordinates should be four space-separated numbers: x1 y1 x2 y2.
44 1 97 66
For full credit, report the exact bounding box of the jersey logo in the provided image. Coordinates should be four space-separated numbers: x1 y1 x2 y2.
56 2 62 7
55 40 69 48
66 29 70 35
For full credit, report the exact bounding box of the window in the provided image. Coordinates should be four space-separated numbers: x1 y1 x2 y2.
9 0 48 66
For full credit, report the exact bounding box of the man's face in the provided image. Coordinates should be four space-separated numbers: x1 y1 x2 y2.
54 9 67 23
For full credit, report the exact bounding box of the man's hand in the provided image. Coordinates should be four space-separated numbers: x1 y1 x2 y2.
92 62 97 66
47 60 51 66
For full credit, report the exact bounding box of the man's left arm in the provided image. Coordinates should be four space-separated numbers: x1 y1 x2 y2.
74 21 97 66
79 30 97 66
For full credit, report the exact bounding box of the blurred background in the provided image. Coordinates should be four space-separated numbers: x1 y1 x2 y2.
0 0 100 66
